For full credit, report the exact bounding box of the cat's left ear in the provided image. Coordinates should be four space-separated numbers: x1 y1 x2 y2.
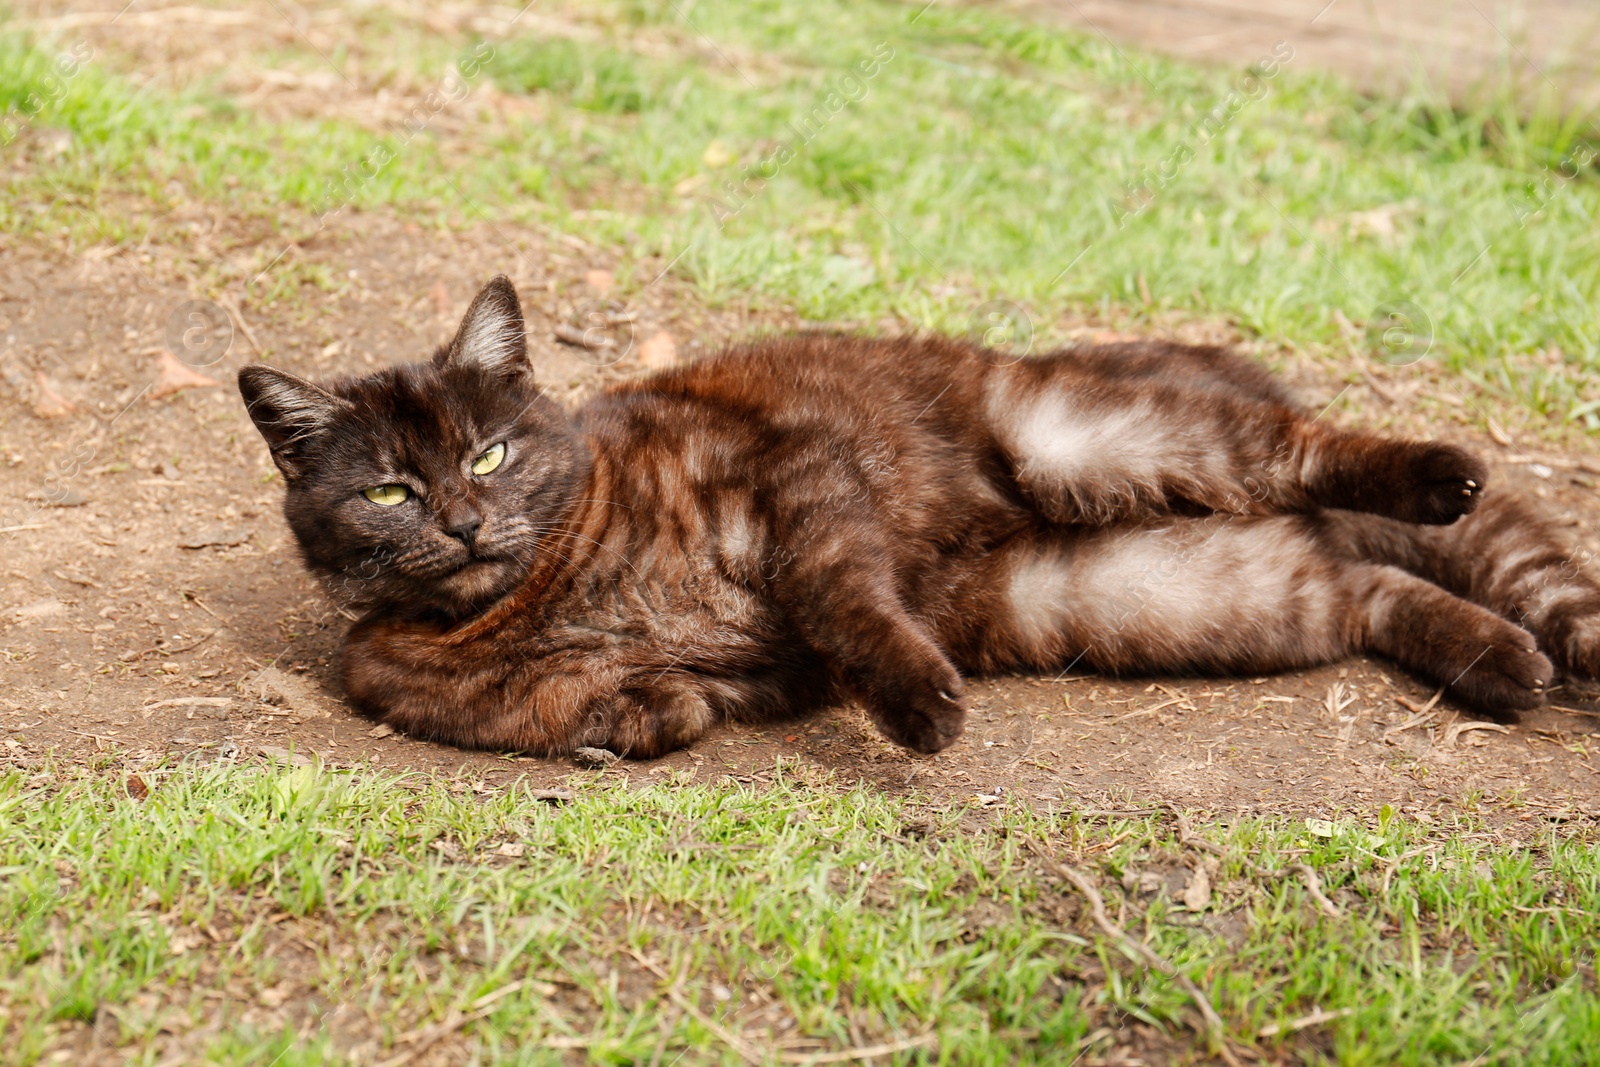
441 275 529 376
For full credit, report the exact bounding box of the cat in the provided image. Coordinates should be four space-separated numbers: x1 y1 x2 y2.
238 275 1600 758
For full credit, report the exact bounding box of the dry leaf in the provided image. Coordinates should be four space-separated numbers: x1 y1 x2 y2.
639 330 678 370
368 723 395 739
32 372 76 418
25 488 86 507
150 351 221 400
167 929 206 954
256 745 315 767
1182 863 1210 910
672 173 708 196
573 746 617 767
15 599 66 619
584 268 614 294
1487 416 1513 447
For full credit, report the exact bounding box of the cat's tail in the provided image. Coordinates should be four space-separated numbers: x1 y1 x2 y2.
1315 492 1600 682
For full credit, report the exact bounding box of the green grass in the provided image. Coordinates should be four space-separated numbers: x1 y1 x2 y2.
6 0 1600 428
2 759 1597 1064
7 10 1600 1056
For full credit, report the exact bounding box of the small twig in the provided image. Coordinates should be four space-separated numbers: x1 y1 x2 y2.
377 981 527 1067
645 1005 686 1067
1394 686 1445 718
65 728 118 750
1374 846 1434 896
1115 697 1185 721
554 323 616 350
130 629 217 662
1023 838 1240 1066
217 294 263 356
628 949 764 1066
779 1034 939 1064
144 697 232 711
1512 904 1593 917
1171 808 1341 919
1170 809 1228 859
165 629 217 653
1443 721 1511 747
1550 705 1600 718
1288 863 1342 919
1385 687 1446 742
1359 369 1399 405
1258 1006 1355 1038
1071 807 1162 818
186 594 225 621
1501 450 1600 475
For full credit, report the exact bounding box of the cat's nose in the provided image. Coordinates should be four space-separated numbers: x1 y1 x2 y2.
444 510 482 546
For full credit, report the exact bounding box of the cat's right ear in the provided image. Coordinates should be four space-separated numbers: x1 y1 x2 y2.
440 275 530 377
237 365 350 481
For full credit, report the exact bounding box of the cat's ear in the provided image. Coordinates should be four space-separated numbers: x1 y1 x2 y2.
237 365 350 480
441 275 529 375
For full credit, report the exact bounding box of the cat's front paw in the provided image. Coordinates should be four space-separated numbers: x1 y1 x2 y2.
1446 626 1551 717
868 674 969 754
1392 442 1488 525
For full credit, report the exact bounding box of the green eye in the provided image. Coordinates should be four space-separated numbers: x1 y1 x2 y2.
363 484 410 506
471 442 506 476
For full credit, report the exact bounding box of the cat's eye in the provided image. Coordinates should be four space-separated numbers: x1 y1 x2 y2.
471 442 506 476
363 484 410 506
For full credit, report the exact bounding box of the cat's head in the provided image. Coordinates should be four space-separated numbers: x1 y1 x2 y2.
238 276 584 619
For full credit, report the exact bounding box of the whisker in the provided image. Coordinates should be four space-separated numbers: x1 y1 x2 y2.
510 524 643 580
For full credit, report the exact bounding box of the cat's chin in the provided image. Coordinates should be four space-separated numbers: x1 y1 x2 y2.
430 559 525 614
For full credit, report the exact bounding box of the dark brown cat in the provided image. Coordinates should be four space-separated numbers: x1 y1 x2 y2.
238 276 1600 758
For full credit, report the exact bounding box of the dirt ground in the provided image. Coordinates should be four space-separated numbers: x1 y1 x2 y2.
1027 0 1600 109
4 213 1600 831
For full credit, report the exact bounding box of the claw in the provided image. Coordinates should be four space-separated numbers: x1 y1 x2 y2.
1465 479 1479 488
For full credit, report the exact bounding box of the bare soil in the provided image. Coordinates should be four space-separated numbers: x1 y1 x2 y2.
1026 0 1600 110
4 214 1600 830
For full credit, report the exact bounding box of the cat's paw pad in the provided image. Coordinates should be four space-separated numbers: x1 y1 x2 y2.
1394 442 1488 525
1447 632 1551 717
871 678 968 754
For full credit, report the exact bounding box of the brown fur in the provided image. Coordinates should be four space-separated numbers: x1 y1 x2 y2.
238 277 1600 758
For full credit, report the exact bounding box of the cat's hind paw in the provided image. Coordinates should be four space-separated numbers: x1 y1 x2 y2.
1446 629 1551 718
1544 611 1600 681
1391 441 1488 526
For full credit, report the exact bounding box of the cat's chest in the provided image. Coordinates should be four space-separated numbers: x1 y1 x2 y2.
584 555 762 629
541 532 775 659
